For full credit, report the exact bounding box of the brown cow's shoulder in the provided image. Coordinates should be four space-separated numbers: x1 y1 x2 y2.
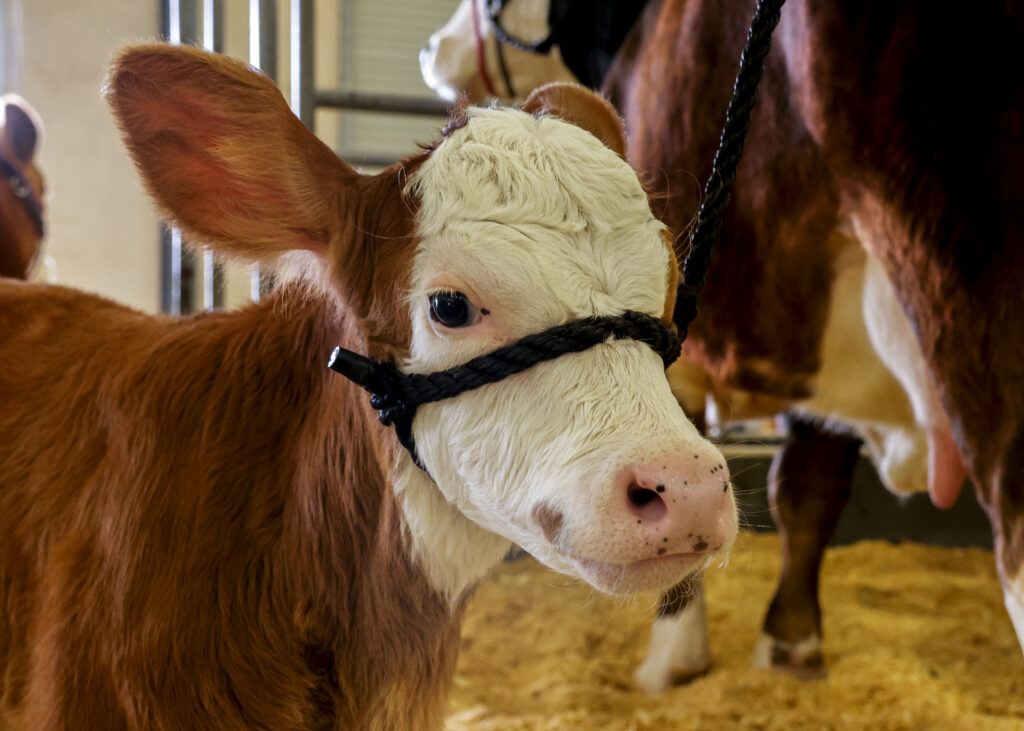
0 279 460 729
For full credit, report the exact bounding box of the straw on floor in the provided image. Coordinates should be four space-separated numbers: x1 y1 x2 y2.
448 533 1024 730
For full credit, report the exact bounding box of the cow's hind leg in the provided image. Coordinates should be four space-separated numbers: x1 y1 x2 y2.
754 414 861 678
633 573 710 693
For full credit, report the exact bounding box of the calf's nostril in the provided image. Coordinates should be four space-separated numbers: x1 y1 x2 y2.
627 482 667 521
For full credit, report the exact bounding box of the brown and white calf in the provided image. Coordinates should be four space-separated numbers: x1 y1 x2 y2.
0 94 45 279
422 0 1020 688
0 45 737 729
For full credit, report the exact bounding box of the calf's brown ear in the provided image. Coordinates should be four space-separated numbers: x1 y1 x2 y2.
521 82 628 158
105 44 361 263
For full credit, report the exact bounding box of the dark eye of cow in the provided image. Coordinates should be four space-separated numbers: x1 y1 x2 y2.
429 291 481 328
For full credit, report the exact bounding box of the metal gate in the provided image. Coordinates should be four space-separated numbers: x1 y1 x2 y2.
158 0 450 314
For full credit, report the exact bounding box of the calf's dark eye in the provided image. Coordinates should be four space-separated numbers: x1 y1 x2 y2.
429 291 481 328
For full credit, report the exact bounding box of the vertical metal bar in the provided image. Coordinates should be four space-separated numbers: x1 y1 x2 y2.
201 0 224 310
172 0 199 46
249 0 278 301
250 0 278 81
161 0 181 314
291 0 315 129
202 0 223 51
337 0 354 154
1 0 26 94
164 0 199 315
160 0 172 313
176 0 197 311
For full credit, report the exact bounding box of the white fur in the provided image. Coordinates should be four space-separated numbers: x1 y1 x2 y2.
751 632 822 671
857 237 951 437
634 591 712 693
1003 565 1024 653
420 0 577 102
794 235 930 495
394 107 734 601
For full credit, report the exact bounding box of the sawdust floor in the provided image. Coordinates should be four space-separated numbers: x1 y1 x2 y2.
447 533 1024 730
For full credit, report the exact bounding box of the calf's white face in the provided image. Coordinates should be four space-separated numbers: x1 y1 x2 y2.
398 107 737 599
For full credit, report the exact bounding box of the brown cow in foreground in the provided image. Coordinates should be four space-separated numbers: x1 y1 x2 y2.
422 0 1023 688
0 95 44 279
0 45 737 729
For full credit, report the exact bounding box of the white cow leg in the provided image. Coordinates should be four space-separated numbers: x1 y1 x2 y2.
995 522 1024 655
1003 567 1024 653
634 574 711 693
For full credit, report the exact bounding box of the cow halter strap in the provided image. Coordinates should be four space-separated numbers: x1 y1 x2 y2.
328 311 681 473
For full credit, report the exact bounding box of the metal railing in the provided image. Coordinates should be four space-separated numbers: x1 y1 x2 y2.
158 0 451 314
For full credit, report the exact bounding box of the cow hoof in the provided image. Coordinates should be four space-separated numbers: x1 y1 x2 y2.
633 656 711 694
751 632 825 680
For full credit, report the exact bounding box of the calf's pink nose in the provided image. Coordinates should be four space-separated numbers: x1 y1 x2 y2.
622 450 734 555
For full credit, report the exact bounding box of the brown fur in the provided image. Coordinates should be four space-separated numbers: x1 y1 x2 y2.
596 0 1024 667
778 0 1024 579
0 280 458 730
0 97 45 280
0 44 661 728
606 0 839 396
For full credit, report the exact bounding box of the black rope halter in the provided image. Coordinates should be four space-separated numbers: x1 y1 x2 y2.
329 311 680 473
486 0 563 55
328 0 784 475
0 153 44 239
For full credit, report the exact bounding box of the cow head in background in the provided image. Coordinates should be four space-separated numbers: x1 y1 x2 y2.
0 94 45 279
421 0 576 102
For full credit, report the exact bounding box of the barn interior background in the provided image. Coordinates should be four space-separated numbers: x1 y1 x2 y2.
3 0 1022 727
2 0 454 313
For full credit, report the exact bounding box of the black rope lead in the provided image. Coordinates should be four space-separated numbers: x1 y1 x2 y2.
329 311 681 473
674 0 786 339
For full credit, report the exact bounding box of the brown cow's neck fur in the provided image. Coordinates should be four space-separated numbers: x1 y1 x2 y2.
604 0 840 401
0 278 461 729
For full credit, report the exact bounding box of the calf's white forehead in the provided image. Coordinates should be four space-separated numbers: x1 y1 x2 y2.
409 107 670 322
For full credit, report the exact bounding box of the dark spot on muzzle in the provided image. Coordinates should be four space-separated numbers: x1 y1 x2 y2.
531 502 564 546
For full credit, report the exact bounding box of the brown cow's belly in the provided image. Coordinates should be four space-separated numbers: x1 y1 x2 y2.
671 238 935 499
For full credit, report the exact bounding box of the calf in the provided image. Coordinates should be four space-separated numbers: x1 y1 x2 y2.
421 0 1016 688
0 45 736 729
0 94 45 279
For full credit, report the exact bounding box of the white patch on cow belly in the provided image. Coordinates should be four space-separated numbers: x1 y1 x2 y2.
1003 565 1024 655
633 594 712 693
793 234 929 495
393 456 512 606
